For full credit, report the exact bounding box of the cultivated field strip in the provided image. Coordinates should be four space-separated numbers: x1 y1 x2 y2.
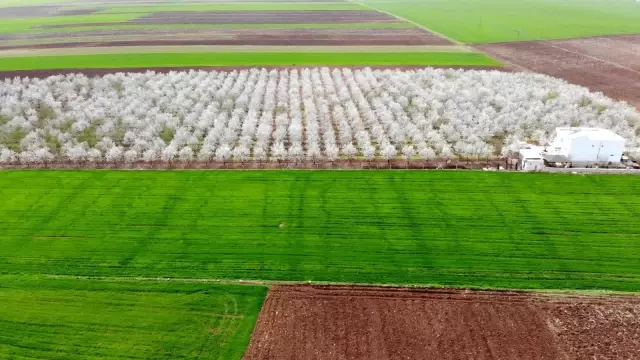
131 10 398 24
0 28 451 48
0 276 267 359
245 286 640 360
1 171 639 291
0 68 637 164
477 35 640 109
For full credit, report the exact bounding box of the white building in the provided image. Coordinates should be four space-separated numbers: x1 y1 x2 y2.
549 127 626 166
518 146 545 171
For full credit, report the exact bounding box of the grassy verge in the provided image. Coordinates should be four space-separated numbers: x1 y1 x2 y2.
0 170 639 291
0 275 267 360
361 0 640 43
0 51 500 69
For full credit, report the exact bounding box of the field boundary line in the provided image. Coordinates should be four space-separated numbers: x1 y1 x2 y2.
472 45 531 72
10 274 640 296
540 41 640 75
350 0 466 47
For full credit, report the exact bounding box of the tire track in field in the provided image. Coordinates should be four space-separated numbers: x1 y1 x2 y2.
118 176 188 267
387 173 432 280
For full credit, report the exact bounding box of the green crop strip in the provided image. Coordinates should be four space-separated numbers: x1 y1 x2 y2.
0 171 639 291
0 52 500 69
0 275 266 359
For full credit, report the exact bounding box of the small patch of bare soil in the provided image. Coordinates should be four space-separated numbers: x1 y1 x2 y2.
539 297 640 360
131 10 400 25
244 286 564 360
476 35 640 109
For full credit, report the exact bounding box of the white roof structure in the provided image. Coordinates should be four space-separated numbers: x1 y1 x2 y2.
554 127 626 142
519 145 544 159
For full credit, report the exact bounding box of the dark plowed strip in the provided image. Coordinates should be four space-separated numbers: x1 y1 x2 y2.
244 286 563 360
0 28 451 47
0 66 509 80
477 39 640 109
131 10 400 24
56 8 102 16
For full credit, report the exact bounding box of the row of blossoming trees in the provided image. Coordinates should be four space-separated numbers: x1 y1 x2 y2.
0 67 639 166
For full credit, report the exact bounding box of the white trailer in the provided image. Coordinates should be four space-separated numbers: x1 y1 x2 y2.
549 127 625 166
518 147 544 171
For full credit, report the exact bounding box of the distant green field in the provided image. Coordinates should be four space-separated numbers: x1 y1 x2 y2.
0 52 500 70
98 2 366 13
0 276 266 360
1 171 639 291
362 0 640 43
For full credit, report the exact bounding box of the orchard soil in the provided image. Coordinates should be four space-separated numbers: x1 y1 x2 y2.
0 65 508 80
244 286 640 360
476 34 640 109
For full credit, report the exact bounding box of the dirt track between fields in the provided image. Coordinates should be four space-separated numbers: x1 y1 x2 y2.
476 34 640 109
244 286 640 360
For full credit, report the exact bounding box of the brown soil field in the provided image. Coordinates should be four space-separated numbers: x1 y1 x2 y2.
544 35 640 72
131 10 400 24
244 286 640 360
540 297 640 359
0 28 451 48
476 35 640 109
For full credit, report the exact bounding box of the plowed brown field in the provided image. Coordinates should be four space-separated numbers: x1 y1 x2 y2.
476 35 640 109
244 286 640 360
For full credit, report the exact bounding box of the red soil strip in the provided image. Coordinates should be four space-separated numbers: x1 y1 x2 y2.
0 28 452 48
244 286 640 360
131 10 400 24
244 286 563 360
476 35 640 109
0 66 507 80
